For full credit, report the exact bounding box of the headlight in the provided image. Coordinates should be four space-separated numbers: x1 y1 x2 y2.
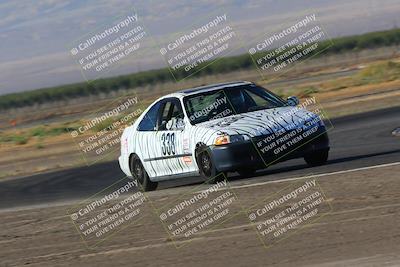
214 134 245 145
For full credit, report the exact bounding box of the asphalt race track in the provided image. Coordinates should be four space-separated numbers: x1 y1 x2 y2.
1 106 399 210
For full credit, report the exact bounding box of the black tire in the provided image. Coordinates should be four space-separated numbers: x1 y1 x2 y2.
130 155 158 191
238 168 256 178
195 145 226 183
304 149 329 167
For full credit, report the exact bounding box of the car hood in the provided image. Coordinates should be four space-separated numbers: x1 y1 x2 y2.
195 106 320 138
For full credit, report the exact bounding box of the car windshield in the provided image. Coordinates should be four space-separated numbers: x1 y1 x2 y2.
183 84 286 125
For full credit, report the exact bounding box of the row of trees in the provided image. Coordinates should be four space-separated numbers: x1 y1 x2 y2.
1 28 399 110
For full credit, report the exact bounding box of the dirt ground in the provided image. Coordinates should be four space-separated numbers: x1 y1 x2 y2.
2 164 399 267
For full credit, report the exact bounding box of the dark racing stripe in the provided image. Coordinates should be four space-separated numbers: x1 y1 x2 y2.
143 153 192 162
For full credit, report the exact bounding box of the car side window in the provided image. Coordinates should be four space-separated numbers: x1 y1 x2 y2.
158 99 184 131
160 101 173 127
137 101 162 131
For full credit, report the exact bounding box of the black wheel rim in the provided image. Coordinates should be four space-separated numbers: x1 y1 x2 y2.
134 160 144 184
200 152 212 177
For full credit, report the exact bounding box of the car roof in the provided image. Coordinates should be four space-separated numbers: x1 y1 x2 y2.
163 81 254 99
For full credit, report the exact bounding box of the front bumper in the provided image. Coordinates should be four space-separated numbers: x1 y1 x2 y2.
209 127 330 172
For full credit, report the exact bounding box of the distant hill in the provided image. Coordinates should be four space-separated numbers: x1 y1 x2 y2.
0 28 399 110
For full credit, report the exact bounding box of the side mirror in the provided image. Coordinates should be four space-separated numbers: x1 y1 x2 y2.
175 118 185 131
287 96 299 106
166 118 185 131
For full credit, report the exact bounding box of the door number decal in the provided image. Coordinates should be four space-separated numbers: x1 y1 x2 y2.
161 132 176 156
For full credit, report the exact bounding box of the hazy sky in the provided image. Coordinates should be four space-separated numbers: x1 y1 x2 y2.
0 0 399 94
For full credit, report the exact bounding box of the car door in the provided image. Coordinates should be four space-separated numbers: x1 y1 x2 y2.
136 100 163 178
153 98 193 178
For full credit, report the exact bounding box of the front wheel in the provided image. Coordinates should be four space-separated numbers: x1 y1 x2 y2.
130 155 158 191
304 149 329 167
195 146 226 183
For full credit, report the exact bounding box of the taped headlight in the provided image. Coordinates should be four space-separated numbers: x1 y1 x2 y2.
214 134 245 145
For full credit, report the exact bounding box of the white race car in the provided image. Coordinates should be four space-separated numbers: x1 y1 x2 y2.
119 81 329 191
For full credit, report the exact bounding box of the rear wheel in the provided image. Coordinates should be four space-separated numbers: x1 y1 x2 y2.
130 155 158 191
195 146 226 183
304 149 329 167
